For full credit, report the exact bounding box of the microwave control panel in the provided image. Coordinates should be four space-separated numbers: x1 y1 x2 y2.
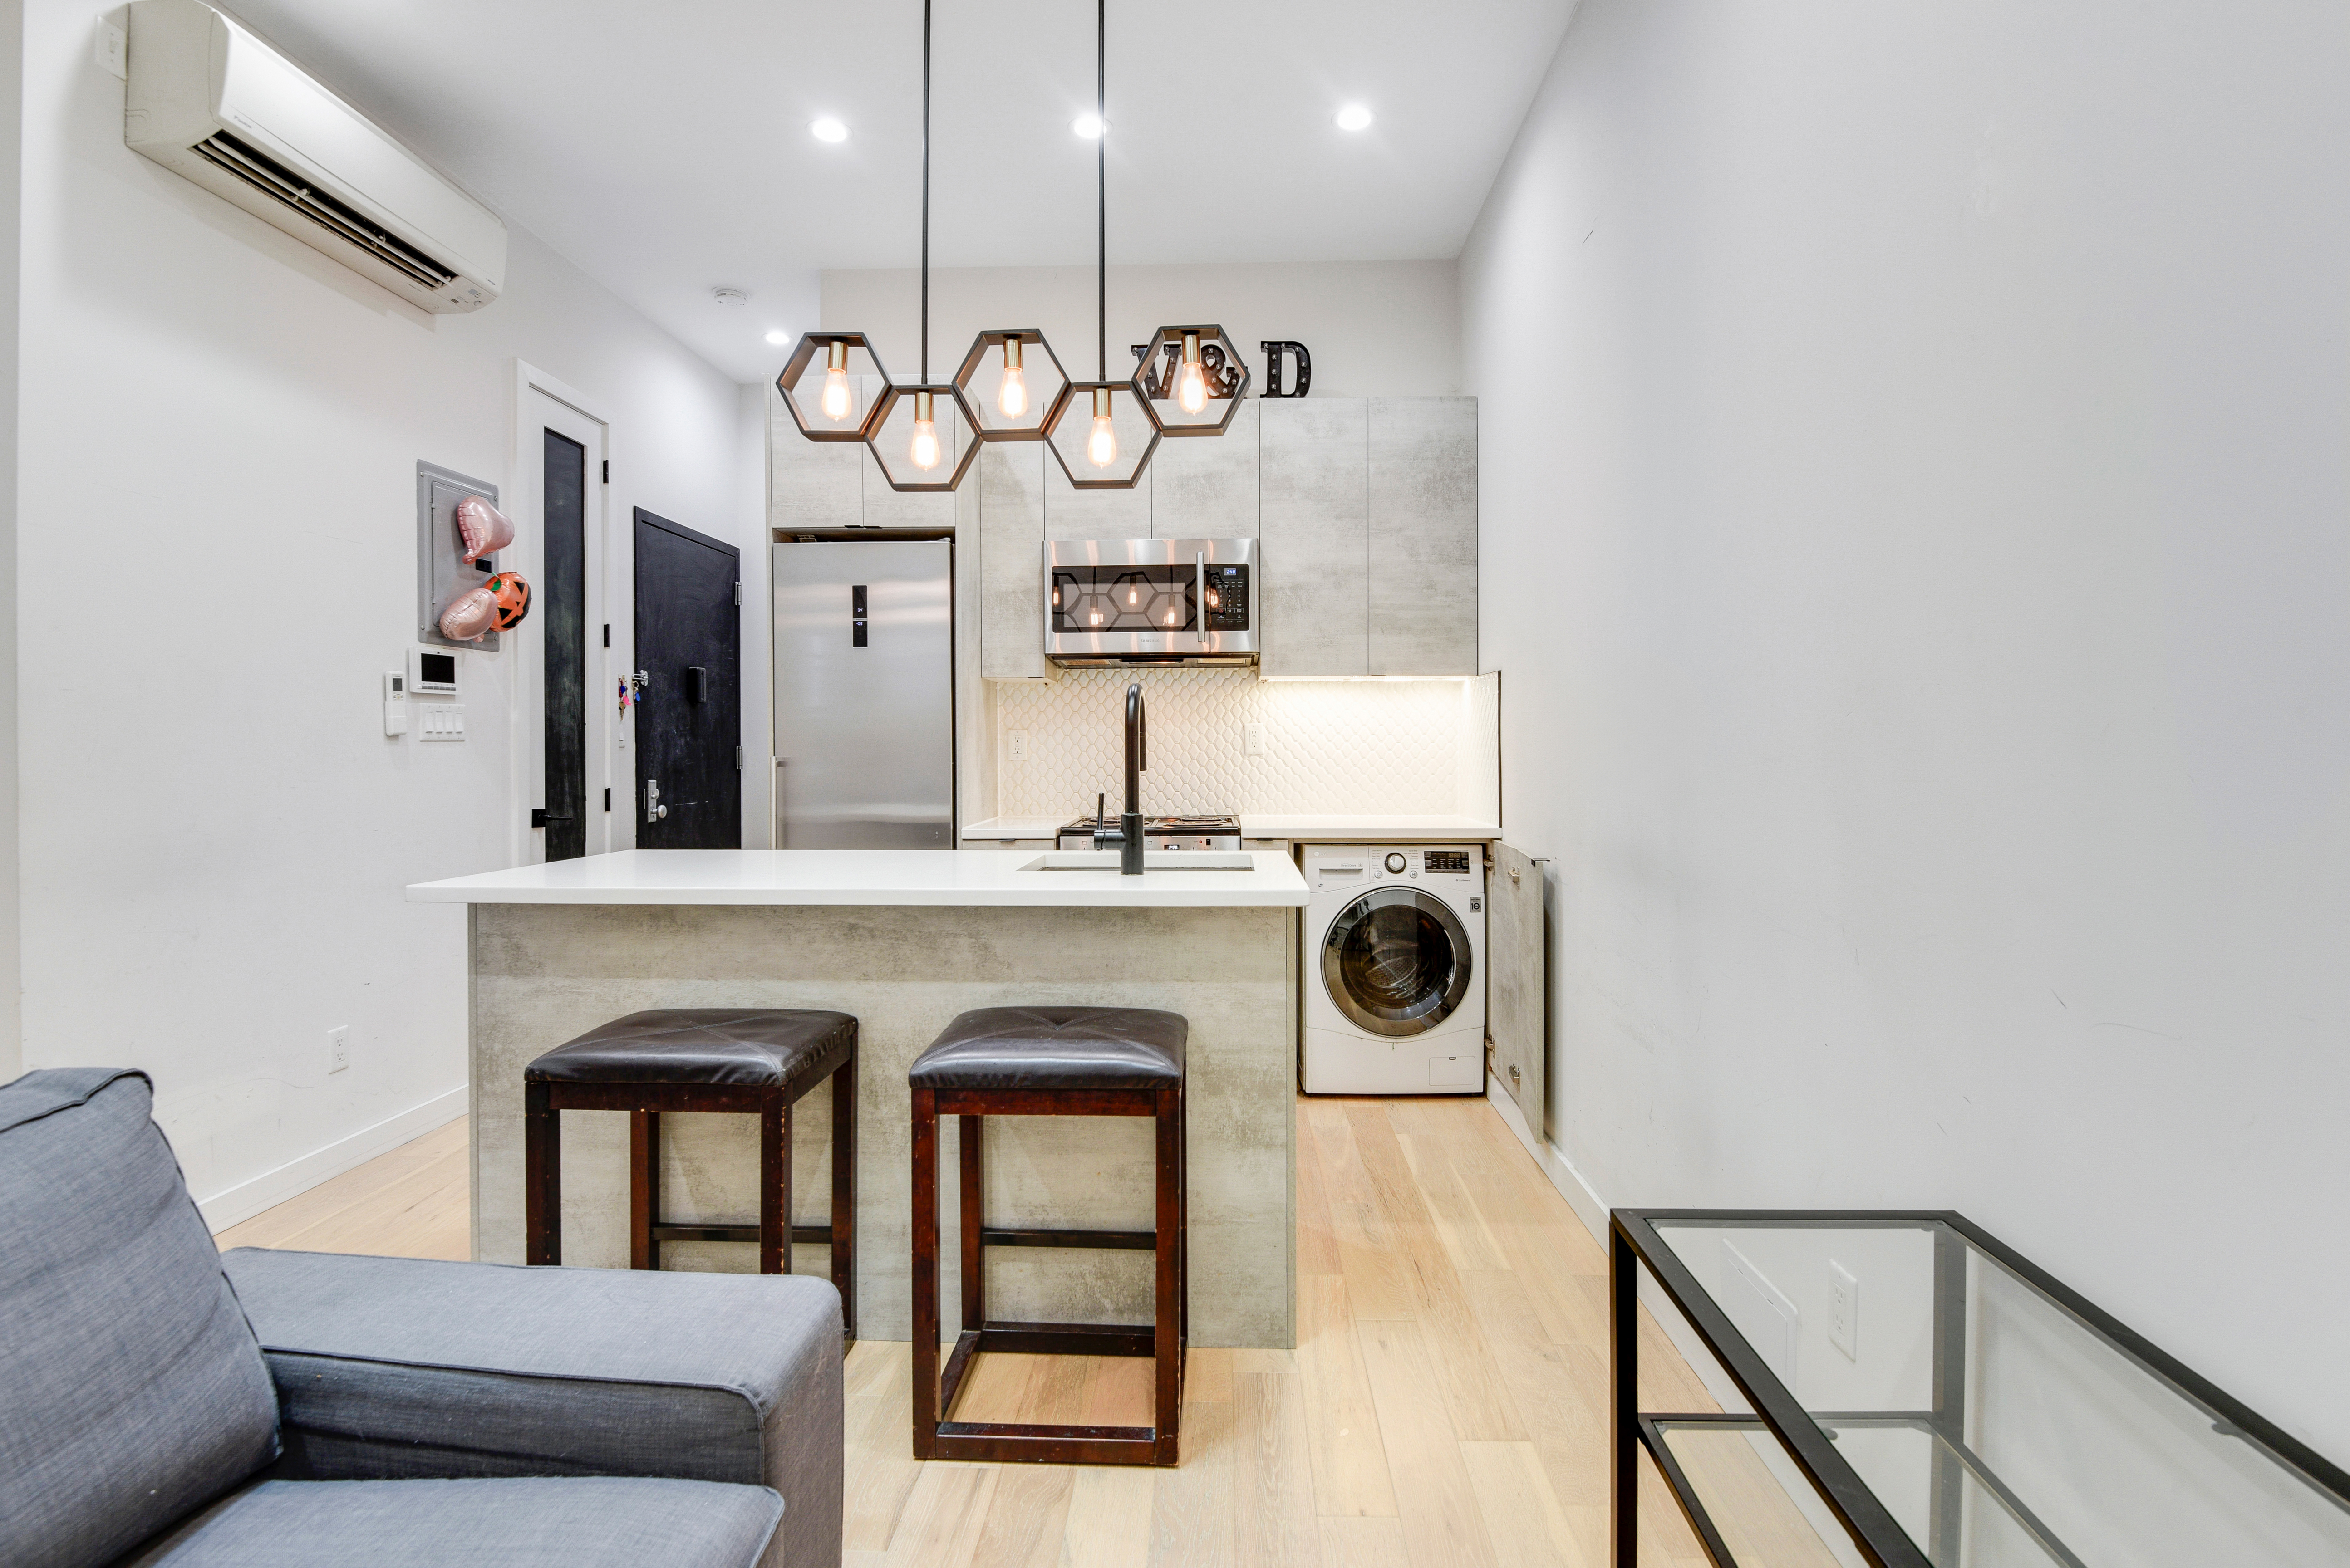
1204 564 1251 631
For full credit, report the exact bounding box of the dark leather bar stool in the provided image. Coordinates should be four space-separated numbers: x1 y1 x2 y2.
523 1008 857 1339
908 1005 1186 1467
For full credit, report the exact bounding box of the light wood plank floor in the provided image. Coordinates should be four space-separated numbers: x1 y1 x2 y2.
215 1098 1719 1566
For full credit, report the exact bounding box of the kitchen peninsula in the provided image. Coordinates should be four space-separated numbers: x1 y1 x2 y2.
408 848 1308 1348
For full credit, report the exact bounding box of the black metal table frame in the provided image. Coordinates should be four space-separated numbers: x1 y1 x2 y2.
1610 1208 2350 1568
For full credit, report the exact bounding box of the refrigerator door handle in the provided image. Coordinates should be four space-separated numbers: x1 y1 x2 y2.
1196 553 1209 647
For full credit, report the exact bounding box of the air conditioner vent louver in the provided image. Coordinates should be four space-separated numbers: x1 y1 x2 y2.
192 132 455 291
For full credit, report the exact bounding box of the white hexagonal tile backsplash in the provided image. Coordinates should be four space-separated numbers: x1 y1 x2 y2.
995 669 1500 820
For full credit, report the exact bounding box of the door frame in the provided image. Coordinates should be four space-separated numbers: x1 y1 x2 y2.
510 360 620 865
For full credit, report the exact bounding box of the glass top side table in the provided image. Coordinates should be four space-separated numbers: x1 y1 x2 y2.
1609 1210 2350 1568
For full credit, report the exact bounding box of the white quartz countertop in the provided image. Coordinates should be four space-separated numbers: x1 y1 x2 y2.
961 813 1505 843
1239 814 1504 842
407 848 1308 908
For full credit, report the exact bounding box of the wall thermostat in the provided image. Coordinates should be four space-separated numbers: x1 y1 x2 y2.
407 646 461 696
382 671 408 737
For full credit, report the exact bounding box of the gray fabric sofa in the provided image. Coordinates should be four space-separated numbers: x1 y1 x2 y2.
0 1068 843 1568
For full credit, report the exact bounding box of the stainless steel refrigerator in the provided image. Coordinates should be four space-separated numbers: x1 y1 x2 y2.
771 538 955 847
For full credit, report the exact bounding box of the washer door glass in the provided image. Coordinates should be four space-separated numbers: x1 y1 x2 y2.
1322 887 1474 1037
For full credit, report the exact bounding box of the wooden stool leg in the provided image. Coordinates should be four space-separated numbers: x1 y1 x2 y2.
524 1084 560 1266
1153 1084 1182 1464
959 1114 985 1336
630 1110 661 1271
761 1088 792 1275
910 1088 941 1459
831 1040 858 1341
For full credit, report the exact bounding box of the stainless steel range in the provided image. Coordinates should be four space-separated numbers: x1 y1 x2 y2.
1056 809 1241 852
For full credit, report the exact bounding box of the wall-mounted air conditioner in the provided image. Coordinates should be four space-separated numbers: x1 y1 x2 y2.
124 0 506 314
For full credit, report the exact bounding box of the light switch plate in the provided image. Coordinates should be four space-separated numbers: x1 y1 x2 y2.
419 705 467 741
1827 1260 1859 1361
95 19 127 79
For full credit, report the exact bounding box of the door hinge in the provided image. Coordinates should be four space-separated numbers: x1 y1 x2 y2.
604 787 611 812
736 745 744 770
601 460 610 484
602 623 610 648
734 579 741 606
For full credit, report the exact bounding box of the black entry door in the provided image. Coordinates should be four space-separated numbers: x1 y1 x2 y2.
634 508 740 849
542 430 588 862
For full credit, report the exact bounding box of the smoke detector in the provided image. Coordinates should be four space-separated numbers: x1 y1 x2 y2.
711 287 750 307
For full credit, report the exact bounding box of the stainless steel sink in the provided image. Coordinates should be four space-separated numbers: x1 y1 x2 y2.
1018 851 1255 872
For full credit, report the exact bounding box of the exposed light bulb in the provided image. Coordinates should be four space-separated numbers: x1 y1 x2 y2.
909 391 940 470
1087 387 1117 468
818 340 853 421
1176 333 1209 414
998 339 1028 418
1127 588 1139 606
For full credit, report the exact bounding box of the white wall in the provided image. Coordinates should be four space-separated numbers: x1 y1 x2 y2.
1462 0 2350 1462
823 260 1460 397
12 0 759 1218
0 0 23 1086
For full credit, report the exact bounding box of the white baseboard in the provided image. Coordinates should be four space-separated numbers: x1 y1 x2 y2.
1486 1072 1608 1246
197 1085 467 1231
1482 1073 1744 1411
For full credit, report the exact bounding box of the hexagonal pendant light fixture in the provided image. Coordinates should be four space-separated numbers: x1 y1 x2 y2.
775 331 889 441
956 328 1071 442
1134 323 1251 436
1040 0 1152 490
773 0 1244 492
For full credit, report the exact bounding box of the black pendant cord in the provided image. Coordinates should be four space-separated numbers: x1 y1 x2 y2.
920 0 931 383
1096 0 1106 381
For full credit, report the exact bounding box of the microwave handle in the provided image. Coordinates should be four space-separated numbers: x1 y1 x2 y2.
1196 553 1209 647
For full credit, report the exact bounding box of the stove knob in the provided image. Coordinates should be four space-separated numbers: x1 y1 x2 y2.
1385 852 1408 875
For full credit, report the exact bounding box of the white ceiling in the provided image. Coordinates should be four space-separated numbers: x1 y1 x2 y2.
226 0 1578 382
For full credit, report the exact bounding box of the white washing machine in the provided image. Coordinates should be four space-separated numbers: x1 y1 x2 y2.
1300 843 1486 1095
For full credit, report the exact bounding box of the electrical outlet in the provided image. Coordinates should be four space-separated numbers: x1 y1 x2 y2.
1827 1260 1859 1361
1008 729 1029 762
95 19 128 79
1244 722 1265 757
328 1026 351 1075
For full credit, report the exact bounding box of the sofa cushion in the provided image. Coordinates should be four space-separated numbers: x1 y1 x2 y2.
0 1069 279 1568
142 1476 780 1568
221 1249 841 1568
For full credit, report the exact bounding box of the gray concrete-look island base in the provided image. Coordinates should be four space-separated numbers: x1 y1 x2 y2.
408 848 1309 1348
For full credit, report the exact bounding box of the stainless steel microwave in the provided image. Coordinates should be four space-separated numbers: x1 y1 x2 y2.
1045 537 1259 666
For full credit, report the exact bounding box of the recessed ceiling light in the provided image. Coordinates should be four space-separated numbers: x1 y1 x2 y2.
810 117 848 143
1072 112 1106 139
764 330 792 346
1335 103 1373 132
712 288 749 307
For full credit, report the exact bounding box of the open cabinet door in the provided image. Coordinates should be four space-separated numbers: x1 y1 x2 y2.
1487 842 1546 1151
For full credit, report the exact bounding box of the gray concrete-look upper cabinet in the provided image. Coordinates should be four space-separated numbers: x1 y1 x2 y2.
768 387 862 530
1150 400 1259 539
1043 456 1151 541
1260 397 1371 677
1367 398 1478 676
978 442 1048 680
